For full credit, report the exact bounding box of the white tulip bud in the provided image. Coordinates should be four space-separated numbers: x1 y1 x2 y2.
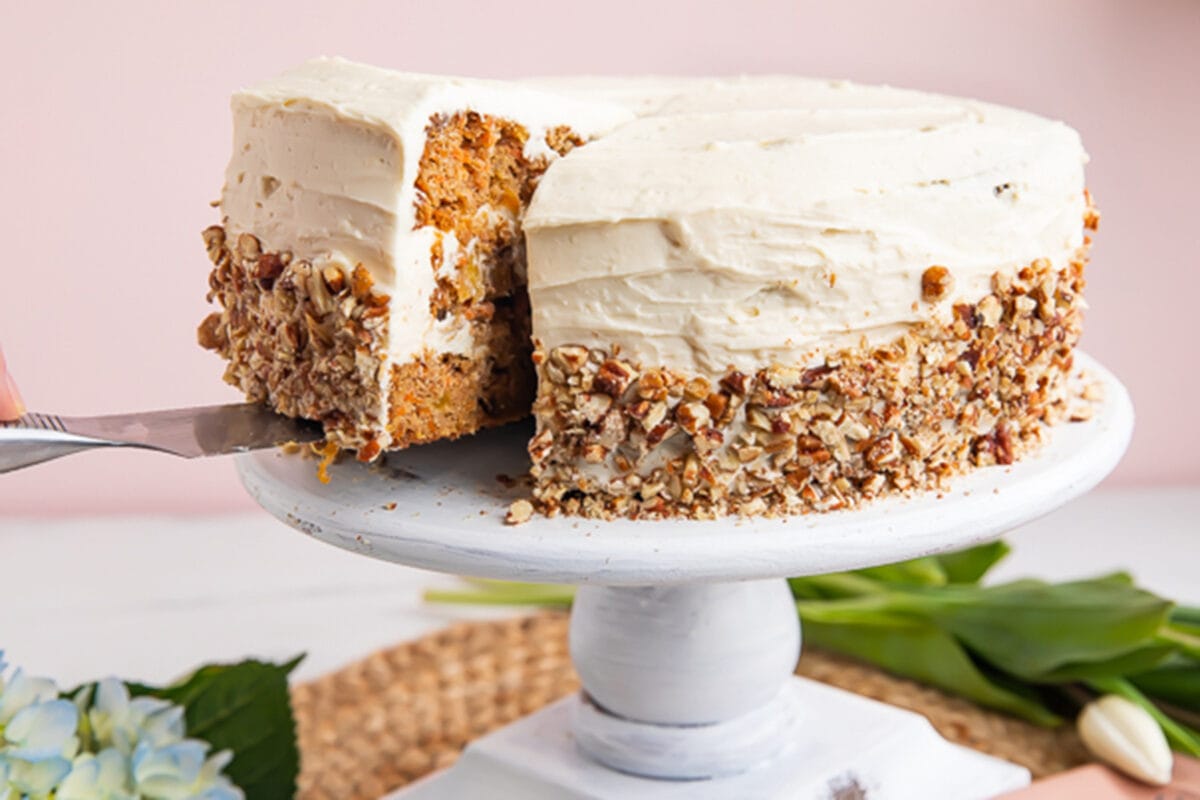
1077 694 1173 786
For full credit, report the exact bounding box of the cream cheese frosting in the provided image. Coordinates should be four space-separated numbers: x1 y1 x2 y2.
523 80 1088 377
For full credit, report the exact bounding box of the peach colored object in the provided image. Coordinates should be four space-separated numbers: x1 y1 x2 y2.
0 0 1196 515
1001 757 1200 799
0 345 25 421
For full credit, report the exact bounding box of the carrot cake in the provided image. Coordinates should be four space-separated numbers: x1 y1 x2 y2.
200 62 1096 518
199 58 631 460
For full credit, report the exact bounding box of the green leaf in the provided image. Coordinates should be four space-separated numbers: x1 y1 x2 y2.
1088 676 1200 757
1171 607 1200 629
855 557 947 587
1132 663 1200 713
893 576 1174 681
131 657 302 800
1160 625 1200 661
1037 643 1177 682
935 540 1011 584
788 573 889 600
797 600 1060 726
424 579 574 607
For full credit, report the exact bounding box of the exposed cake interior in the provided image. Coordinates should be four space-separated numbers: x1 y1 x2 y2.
391 113 582 452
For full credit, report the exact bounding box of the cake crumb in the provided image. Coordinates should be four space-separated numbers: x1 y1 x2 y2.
505 499 534 525
313 441 340 484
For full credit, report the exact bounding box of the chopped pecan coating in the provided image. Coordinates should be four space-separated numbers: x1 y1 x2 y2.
528 245 1093 520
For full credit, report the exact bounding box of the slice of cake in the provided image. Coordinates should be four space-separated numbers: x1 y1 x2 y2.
522 86 1095 518
199 58 631 459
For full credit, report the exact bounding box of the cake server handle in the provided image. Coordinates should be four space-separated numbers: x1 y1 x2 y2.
0 405 324 474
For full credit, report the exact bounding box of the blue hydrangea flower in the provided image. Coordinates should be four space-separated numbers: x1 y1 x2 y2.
0 656 243 800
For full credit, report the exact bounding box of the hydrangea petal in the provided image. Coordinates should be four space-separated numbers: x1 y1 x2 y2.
93 679 131 718
5 699 79 760
192 785 245 800
136 703 185 747
199 750 234 783
132 740 208 799
4 754 72 795
0 668 59 725
58 749 134 800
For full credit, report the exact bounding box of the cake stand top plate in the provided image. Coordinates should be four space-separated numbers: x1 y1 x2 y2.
237 352 1132 586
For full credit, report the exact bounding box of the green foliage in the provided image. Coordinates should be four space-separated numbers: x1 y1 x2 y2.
130 656 302 800
935 540 1012 584
889 575 1174 680
798 602 1060 725
428 539 1200 755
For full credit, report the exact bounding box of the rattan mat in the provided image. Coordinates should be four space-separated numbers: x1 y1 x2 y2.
292 612 1088 799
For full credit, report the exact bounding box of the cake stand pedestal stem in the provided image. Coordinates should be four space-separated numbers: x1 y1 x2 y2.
568 579 802 778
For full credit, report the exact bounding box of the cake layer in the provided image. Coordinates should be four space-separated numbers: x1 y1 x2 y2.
523 81 1088 377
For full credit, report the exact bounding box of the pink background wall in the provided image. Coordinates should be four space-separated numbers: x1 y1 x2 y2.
1 0 1196 515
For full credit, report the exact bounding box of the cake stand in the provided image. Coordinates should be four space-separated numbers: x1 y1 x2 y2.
237 353 1133 799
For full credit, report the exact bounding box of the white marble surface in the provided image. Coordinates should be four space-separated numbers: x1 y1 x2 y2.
0 487 1196 688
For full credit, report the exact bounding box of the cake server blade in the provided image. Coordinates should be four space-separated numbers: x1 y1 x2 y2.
0 403 325 473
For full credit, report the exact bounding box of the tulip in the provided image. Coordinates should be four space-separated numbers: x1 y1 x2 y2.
1078 694 1173 786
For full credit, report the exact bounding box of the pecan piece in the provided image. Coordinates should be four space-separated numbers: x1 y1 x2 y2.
921 265 954 303
703 392 729 420
636 369 669 400
197 312 225 351
236 232 261 260
254 252 285 284
322 266 346 293
720 370 753 396
551 345 589 375
594 359 638 397
505 499 534 525
675 401 712 435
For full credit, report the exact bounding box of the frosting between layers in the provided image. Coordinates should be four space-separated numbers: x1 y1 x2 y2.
524 82 1087 377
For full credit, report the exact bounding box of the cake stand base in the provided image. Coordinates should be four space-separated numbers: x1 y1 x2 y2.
393 679 1029 800
236 353 1131 800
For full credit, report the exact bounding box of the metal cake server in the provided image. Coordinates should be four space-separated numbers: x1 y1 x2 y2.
0 404 324 473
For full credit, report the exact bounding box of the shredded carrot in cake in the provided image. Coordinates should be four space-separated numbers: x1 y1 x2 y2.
313 441 340 484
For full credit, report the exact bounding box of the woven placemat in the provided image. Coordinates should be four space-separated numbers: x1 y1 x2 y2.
291 612 1089 799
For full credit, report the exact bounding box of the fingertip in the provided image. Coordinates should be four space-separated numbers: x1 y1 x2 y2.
2 372 24 420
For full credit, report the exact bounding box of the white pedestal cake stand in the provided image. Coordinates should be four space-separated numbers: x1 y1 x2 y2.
237 353 1133 800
